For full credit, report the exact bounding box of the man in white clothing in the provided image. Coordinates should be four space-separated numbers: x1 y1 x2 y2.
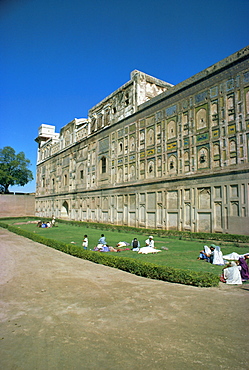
145 236 154 248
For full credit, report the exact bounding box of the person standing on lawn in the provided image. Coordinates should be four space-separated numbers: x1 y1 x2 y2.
82 235 88 250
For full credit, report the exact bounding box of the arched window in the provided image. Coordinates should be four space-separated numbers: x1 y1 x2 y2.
229 140 236 152
168 120 176 139
130 165 135 180
227 95 234 109
147 128 154 145
118 167 123 182
198 147 209 169
130 136 135 152
168 155 177 172
140 131 145 142
196 108 207 130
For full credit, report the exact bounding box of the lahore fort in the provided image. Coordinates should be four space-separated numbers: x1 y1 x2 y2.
35 46 249 235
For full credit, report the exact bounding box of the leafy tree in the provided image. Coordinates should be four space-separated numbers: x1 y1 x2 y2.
0 146 34 193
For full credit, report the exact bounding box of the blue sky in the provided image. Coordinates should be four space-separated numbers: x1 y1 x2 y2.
1 0 248 193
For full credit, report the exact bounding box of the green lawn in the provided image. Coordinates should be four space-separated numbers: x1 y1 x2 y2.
5 217 249 276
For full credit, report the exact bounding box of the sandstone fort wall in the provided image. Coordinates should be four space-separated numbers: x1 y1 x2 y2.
0 194 35 218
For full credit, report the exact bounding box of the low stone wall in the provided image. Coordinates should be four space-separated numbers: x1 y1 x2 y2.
0 194 35 218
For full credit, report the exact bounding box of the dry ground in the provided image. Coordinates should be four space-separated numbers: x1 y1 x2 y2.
0 228 248 370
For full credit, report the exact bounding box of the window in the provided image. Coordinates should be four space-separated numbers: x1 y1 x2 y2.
200 154 206 163
168 155 177 172
130 137 135 152
101 157 107 173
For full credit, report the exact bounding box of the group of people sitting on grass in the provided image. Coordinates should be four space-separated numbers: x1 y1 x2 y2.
85 234 162 254
198 243 249 284
37 216 56 228
198 244 224 265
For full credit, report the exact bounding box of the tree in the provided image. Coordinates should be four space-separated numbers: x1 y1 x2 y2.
0 146 34 193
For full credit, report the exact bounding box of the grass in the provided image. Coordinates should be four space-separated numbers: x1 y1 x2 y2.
3 217 249 277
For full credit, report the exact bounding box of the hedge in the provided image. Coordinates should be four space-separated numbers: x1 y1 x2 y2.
0 221 220 287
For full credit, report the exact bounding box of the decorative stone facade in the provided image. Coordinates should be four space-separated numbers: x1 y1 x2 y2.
35 47 249 235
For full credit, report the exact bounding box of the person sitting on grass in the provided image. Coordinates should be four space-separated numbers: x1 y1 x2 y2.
138 236 161 254
197 245 212 261
238 256 249 281
98 234 106 245
131 238 140 251
96 234 107 250
212 245 224 265
145 236 155 248
221 261 242 285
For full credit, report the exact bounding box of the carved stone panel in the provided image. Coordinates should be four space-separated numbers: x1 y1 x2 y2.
197 212 211 232
184 203 191 226
214 202 222 229
167 212 178 230
184 189 190 201
231 202 239 216
117 195 123 209
129 212 136 226
140 193 145 203
117 211 123 223
198 188 211 209
230 185 238 198
140 205 145 223
167 190 178 209
147 192 156 210
129 194 136 210
147 212 156 228
214 186 222 198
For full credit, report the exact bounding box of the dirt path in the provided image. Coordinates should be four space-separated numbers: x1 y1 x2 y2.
0 228 248 370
